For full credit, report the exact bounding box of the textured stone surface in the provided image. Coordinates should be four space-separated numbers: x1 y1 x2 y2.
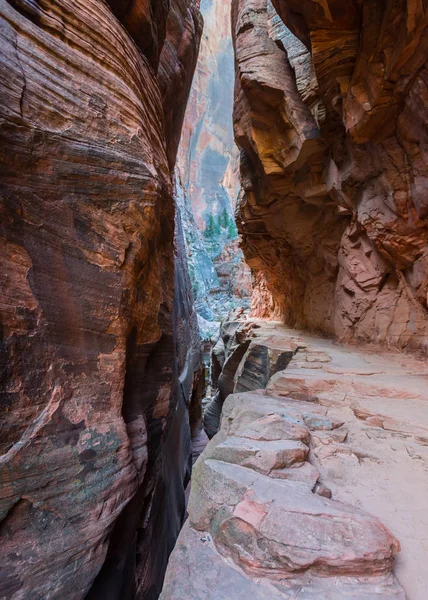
158 0 204 169
178 0 239 230
232 0 428 354
161 522 405 600
0 0 202 597
160 522 287 600
163 318 428 599
190 458 399 579
204 317 296 437
175 171 251 339
163 322 428 600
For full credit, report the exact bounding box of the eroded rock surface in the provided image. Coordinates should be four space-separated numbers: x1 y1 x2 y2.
232 0 428 354
203 315 294 437
0 0 202 597
162 319 428 599
178 0 239 230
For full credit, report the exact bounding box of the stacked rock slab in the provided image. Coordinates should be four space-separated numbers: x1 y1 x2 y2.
162 394 404 598
232 0 428 354
0 1 202 598
204 315 295 437
162 318 428 598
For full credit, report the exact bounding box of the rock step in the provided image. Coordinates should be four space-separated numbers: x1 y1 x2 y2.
160 523 405 600
163 385 405 599
211 435 309 474
196 390 400 581
189 458 400 579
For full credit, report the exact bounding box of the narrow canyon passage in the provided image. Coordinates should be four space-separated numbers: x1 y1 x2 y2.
175 0 252 341
0 0 428 600
167 0 428 598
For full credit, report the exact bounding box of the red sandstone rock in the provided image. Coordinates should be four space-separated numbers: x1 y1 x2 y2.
0 0 202 597
158 0 203 168
177 0 239 230
175 0 252 324
203 318 294 437
163 318 428 599
161 521 405 600
185 388 404 594
232 0 428 354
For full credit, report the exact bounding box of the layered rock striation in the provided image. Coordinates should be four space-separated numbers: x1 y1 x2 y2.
204 315 294 437
0 0 202 597
232 0 428 354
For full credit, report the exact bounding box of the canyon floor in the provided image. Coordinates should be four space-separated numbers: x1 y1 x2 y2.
162 319 428 600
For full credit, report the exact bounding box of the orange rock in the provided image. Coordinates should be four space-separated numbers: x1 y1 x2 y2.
232 0 428 355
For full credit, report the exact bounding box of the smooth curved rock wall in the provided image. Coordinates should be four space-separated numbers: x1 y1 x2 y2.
0 0 202 597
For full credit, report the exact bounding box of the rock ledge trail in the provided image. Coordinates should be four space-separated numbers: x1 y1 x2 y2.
162 318 428 600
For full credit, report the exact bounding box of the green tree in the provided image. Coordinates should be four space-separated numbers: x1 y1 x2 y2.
204 213 216 238
221 208 229 229
227 217 238 239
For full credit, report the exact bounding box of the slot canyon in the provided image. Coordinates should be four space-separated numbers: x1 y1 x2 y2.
0 1 428 600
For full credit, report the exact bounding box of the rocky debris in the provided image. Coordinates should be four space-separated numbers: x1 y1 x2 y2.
0 0 202 597
232 0 428 354
203 318 294 437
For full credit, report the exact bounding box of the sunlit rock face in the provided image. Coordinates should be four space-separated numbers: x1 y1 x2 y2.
179 0 238 229
177 0 251 334
232 0 428 354
0 0 202 598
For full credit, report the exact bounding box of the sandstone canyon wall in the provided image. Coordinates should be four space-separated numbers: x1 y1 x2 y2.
0 1 202 598
177 0 251 335
232 0 428 354
179 0 239 229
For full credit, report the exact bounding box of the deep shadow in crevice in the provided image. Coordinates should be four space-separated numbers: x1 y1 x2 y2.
86 327 190 600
